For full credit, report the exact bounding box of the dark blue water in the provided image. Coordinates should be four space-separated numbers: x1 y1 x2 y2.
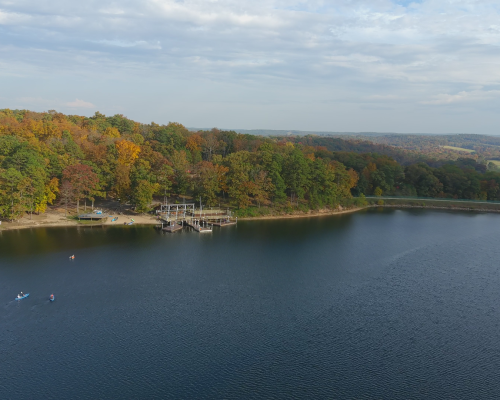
1 209 500 399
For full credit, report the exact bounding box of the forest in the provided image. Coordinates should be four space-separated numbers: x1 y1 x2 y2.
335 133 500 163
1 109 500 221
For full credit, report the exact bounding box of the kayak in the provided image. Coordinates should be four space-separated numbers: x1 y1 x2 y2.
15 293 29 301
111 217 118 222
50 294 55 302
128 221 134 225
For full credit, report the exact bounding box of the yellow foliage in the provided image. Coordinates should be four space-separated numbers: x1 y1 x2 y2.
27 120 61 141
104 127 121 138
46 177 59 204
116 140 141 166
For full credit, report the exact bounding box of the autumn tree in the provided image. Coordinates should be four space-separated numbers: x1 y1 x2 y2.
225 151 254 209
116 140 141 166
195 161 221 206
252 170 274 208
62 164 99 214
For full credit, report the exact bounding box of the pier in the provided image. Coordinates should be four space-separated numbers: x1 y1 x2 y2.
162 221 183 233
185 220 213 233
156 202 236 233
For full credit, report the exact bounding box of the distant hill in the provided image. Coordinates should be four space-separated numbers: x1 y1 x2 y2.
188 128 473 137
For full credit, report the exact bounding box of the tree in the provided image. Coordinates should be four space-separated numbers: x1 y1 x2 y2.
171 150 191 195
225 151 254 209
405 164 443 197
58 180 73 216
253 170 274 208
103 127 121 138
156 163 174 203
283 149 310 206
115 140 141 166
62 164 99 214
202 133 220 161
0 168 24 220
195 161 220 206
114 164 132 203
132 180 158 213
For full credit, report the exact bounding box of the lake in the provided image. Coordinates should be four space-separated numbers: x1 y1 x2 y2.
1 208 500 399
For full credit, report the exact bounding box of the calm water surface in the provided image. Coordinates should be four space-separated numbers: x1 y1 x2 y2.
1 209 500 399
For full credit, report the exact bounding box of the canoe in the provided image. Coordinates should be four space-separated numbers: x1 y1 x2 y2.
15 293 29 301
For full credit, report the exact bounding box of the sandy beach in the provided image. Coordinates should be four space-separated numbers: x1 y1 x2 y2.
0 207 160 232
0 204 367 232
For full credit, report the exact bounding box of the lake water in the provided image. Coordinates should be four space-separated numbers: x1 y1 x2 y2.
1 209 500 399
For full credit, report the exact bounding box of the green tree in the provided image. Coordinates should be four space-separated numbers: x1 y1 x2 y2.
132 180 158 212
195 161 221 206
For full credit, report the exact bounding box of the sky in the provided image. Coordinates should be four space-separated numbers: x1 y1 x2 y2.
1 0 500 134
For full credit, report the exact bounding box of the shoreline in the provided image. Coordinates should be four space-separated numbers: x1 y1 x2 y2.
2 203 500 232
237 207 364 221
0 214 159 232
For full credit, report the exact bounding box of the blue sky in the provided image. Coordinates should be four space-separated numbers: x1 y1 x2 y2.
1 0 500 134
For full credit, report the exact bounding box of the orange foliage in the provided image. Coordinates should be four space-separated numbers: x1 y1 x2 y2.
186 134 203 152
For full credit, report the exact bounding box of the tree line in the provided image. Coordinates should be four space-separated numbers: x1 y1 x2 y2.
1 109 500 221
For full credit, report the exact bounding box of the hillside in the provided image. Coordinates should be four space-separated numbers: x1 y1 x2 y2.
1 109 500 222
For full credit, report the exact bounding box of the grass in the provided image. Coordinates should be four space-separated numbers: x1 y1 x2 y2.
442 145 475 153
374 198 500 212
487 160 500 166
68 216 107 225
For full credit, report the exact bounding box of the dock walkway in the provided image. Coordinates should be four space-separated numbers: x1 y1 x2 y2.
211 221 237 227
185 220 212 233
162 223 183 233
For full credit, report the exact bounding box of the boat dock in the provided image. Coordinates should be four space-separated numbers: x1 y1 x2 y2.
185 220 213 233
157 203 236 233
162 222 183 233
211 220 237 227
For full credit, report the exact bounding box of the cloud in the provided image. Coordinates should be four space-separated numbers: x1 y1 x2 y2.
65 99 96 109
1 0 500 132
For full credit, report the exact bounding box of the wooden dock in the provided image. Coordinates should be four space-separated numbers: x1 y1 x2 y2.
211 221 237 227
186 220 212 233
162 223 183 233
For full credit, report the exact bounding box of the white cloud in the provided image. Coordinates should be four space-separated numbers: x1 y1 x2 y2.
1 0 500 132
65 99 96 109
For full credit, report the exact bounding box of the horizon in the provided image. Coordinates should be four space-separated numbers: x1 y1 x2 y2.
1 1 500 134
